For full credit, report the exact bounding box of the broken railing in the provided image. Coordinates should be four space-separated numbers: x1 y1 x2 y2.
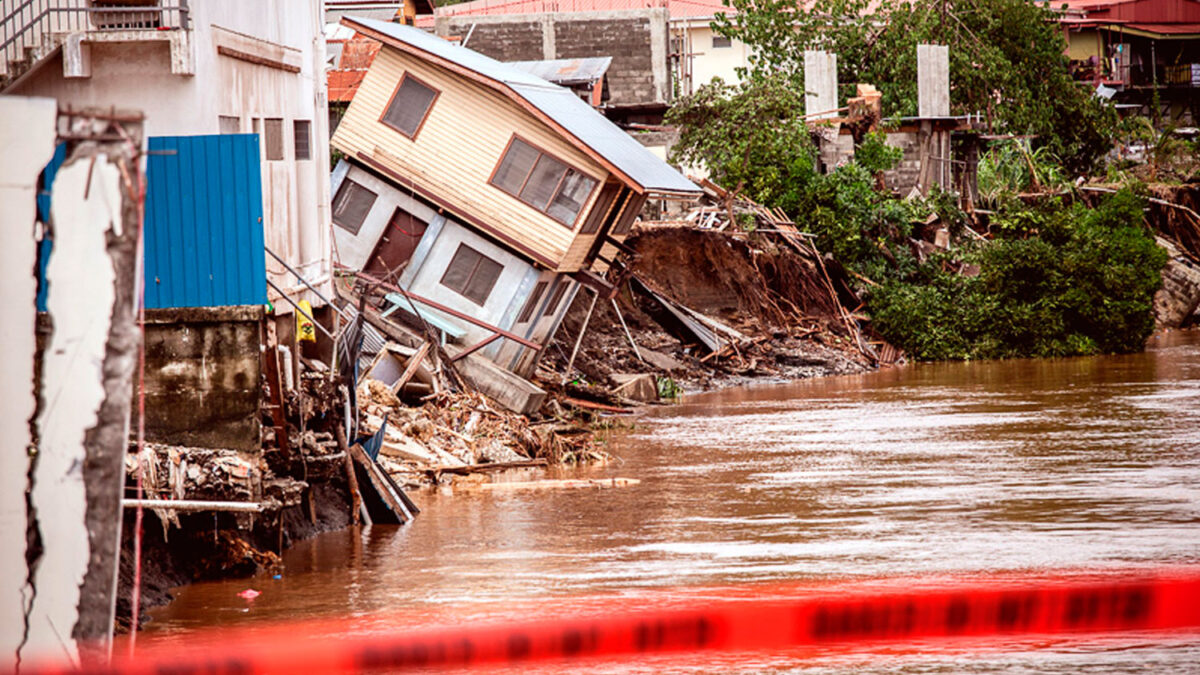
351 270 542 362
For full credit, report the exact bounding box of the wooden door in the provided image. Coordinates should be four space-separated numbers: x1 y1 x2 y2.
365 208 427 279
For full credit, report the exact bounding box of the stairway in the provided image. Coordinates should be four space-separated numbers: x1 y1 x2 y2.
0 1 190 90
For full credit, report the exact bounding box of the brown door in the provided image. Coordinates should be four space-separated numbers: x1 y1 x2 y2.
365 208 428 279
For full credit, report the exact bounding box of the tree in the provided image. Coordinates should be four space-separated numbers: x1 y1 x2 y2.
712 0 1116 172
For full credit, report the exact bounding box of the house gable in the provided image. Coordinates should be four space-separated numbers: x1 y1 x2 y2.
332 44 610 271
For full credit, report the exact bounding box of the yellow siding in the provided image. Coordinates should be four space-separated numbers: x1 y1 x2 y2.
1068 30 1101 62
332 46 612 271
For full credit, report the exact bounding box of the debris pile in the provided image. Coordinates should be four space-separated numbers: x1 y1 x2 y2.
356 381 608 489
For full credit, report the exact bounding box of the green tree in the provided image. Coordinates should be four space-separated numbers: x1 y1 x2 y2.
712 0 1117 172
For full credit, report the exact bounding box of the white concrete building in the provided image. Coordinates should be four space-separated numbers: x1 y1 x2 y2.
2 0 333 306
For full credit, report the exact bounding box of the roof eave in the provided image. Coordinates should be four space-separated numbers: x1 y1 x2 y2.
340 15 650 193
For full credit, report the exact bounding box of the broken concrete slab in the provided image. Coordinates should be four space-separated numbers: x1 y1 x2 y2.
453 352 547 416
612 373 659 402
640 348 685 372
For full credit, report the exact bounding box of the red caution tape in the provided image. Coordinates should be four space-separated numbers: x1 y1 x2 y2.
21 570 1200 674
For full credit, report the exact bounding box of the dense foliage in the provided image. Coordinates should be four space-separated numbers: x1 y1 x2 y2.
870 190 1167 360
712 0 1117 172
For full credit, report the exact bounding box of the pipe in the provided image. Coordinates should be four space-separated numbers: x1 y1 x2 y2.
265 246 349 319
266 277 336 340
122 499 262 513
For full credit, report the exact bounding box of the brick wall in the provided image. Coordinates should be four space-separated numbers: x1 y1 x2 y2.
444 22 543 63
436 9 669 106
553 18 653 106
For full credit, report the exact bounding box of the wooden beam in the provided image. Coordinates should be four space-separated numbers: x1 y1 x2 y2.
355 270 542 350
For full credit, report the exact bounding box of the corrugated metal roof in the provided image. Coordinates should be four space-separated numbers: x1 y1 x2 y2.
344 17 700 196
508 57 612 85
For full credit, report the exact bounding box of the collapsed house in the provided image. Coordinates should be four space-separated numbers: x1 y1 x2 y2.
328 17 700 407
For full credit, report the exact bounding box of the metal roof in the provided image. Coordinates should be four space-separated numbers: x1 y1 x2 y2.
343 17 700 196
508 57 612 86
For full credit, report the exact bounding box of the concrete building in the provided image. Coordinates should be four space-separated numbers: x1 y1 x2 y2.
3 0 334 308
2 1 333 451
330 17 699 386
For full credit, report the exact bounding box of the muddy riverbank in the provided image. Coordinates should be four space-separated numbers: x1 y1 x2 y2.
140 330 1200 672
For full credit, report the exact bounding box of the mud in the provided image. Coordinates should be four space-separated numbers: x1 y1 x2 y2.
539 229 874 393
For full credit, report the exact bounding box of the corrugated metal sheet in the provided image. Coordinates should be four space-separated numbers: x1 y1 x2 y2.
344 17 701 196
508 57 612 86
144 134 267 309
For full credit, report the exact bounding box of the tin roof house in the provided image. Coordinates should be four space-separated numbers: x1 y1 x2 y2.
330 17 699 388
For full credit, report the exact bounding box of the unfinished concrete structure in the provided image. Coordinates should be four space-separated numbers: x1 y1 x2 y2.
432 5 671 112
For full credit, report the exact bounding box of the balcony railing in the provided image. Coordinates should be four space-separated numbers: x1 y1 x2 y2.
1 1 189 80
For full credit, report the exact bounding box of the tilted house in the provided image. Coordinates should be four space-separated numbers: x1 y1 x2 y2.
330 17 699 377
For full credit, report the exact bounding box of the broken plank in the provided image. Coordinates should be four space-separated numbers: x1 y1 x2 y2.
350 443 414 523
561 397 634 414
428 459 548 477
393 341 431 393
467 478 641 491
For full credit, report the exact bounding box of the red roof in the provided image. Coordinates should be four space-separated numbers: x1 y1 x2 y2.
428 0 730 21
1057 0 1200 23
328 36 381 103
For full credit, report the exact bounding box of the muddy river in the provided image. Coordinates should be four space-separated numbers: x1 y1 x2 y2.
145 331 1200 671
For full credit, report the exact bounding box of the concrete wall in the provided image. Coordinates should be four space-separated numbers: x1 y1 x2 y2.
332 161 439 270
678 24 750 94
0 95 57 664
435 8 670 106
142 306 264 453
9 0 332 309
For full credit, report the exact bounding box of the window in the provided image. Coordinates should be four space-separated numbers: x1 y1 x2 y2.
517 281 548 324
543 281 569 317
293 120 311 160
381 73 438 138
332 179 377 235
712 35 732 49
490 137 598 226
440 244 503 306
218 115 240 134
264 118 284 161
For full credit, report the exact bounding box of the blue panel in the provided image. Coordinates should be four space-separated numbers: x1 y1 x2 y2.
143 134 266 308
35 144 67 312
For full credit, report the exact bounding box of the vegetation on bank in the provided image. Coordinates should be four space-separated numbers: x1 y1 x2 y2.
665 0 1173 362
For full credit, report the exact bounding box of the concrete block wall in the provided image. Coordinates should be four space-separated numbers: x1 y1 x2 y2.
142 306 263 452
436 8 669 106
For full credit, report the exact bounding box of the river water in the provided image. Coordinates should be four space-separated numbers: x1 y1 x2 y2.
145 331 1200 671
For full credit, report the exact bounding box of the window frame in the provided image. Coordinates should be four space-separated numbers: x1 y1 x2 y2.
263 118 284 161
488 135 601 229
439 243 504 307
379 71 441 140
711 35 733 49
542 280 569 317
516 280 548 324
293 119 312 160
331 178 377 235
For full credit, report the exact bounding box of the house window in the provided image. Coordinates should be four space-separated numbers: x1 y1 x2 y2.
441 244 503 306
264 118 284 161
490 137 598 226
543 281 569 317
712 35 732 49
381 73 439 138
293 120 311 160
332 178 377 235
218 115 240 134
517 281 548 324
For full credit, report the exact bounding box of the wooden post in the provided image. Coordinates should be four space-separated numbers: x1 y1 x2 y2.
334 425 366 525
562 289 599 384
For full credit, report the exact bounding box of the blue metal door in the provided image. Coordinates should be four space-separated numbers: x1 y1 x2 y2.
143 134 266 309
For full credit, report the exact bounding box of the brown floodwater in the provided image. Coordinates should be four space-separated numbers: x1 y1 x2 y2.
143 330 1200 671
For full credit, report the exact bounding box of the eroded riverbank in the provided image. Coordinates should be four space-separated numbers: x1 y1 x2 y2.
139 330 1200 671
